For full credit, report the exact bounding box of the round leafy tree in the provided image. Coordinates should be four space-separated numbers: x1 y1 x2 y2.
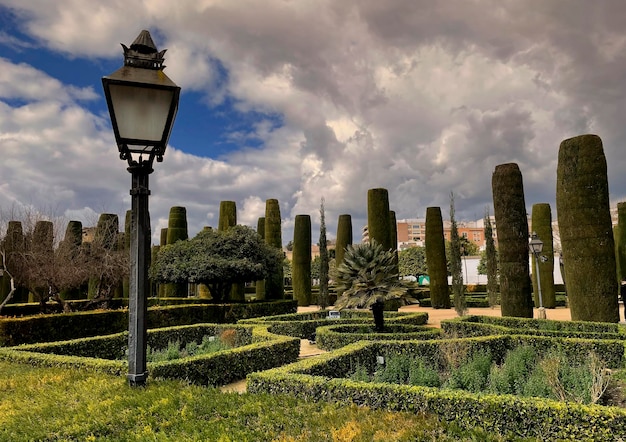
151 225 282 302
334 241 413 331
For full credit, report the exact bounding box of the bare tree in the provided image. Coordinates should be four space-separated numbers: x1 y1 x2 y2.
0 208 129 315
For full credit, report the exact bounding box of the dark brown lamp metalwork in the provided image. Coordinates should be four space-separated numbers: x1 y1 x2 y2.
102 30 180 386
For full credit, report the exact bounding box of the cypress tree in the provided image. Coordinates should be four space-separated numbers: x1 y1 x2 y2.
292 214 312 306
318 198 329 309
164 207 188 298
88 214 119 299
0 221 26 303
531 203 556 309
218 201 245 301
59 220 83 300
556 134 618 322
255 217 266 300
425 206 450 309
492 163 533 318
264 200 284 299
389 210 399 274
484 210 499 307
218 201 237 232
30 220 54 303
335 214 353 269
449 194 466 316
367 188 392 251
157 228 168 298
615 202 626 282
122 210 131 299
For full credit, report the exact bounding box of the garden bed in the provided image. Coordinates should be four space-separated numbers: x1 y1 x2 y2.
0 323 300 386
248 335 626 440
315 323 442 351
441 315 626 340
239 310 428 339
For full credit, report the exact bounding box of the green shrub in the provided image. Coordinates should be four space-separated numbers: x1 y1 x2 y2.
0 300 297 346
445 350 491 392
488 346 538 395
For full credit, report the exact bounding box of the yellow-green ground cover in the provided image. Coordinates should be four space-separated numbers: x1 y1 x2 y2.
0 361 521 441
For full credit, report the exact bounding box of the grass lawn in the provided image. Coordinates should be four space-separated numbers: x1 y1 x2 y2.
0 361 524 441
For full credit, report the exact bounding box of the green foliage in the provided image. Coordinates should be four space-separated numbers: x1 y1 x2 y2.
249 337 626 441
335 214 353 270
482 210 498 307
446 350 492 392
318 198 330 308
218 201 237 232
492 163 533 318
152 225 282 302
0 300 298 346
449 193 466 316
425 206 450 309
255 216 266 300
316 323 441 351
144 335 232 363
164 207 189 298
0 361 508 442
398 246 427 278
367 188 393 251
240 310 428 339
292 214 312 306
264 199 284 299
334 241 410 310
616 202 626 282
556 134 618 322
531 203 556 308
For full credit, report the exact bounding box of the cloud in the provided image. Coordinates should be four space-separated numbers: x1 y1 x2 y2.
2 0 626 246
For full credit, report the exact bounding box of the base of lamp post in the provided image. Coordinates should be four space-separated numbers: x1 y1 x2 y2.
537 307 546 320
127 372 149 387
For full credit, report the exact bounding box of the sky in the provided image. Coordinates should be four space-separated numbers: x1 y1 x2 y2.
0 1 626 246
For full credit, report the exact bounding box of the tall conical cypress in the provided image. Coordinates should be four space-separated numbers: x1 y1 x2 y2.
88 214 119 299
163 207 188 298
59 220 83 300
0 221 26 303
615 202 626 282
218 201 245 301
425 207 450 309
255 217 266 300
30 220 54 302
335 214 353 269
292 214 312 306
556 134 618 322
218 201 237 232
531 203 556 309
484 211 499 307
157 228 168 298
367 188 392 250
122 210 131 299
492 163 533 318
264 199 284 299
389 210 399 273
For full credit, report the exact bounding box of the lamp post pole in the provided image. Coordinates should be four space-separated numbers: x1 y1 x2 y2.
529 232 546 320
102 30 180 386
127 164 151 385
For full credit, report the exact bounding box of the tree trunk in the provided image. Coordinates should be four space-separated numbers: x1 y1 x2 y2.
371 300 385 331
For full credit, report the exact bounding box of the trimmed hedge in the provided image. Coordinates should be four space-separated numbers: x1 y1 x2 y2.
442 315 626 342
315 323 442 351
0 300 297 346
239 310 429 339
248 337 626 440
0 323 300 387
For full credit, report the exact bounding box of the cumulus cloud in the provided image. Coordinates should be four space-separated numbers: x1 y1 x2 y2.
2 0 626 244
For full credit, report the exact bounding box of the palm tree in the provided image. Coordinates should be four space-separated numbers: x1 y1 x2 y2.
334 241 413 331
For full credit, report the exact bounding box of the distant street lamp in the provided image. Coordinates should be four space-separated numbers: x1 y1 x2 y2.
529 232 546 319
102 30 180 387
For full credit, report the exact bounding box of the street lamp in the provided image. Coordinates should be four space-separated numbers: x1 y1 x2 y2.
102 30 180 386
529 232 546 319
